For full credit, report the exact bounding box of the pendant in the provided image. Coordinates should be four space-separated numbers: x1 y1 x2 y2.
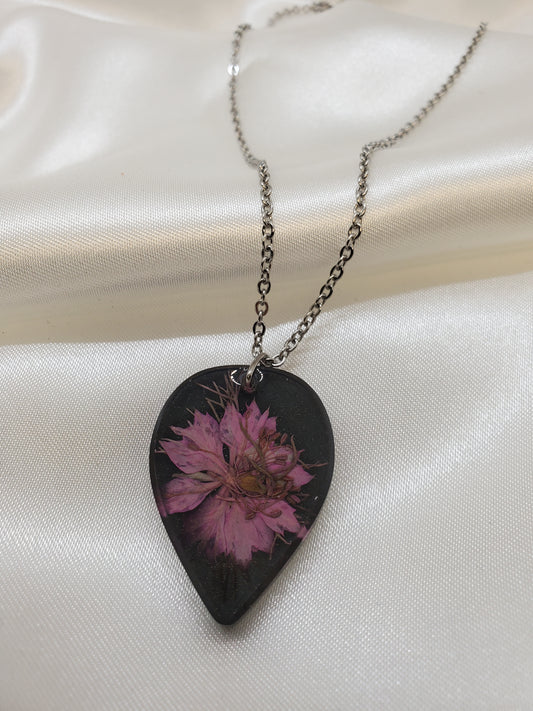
150 365 334 624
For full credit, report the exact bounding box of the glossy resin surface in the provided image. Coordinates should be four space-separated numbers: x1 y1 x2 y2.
150 365 334 624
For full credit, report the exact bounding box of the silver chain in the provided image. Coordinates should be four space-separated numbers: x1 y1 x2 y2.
229 3 488 368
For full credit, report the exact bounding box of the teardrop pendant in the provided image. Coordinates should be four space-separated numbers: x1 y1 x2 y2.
150 365 334 624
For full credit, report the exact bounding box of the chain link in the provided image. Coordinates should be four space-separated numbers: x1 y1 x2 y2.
229 6 488 368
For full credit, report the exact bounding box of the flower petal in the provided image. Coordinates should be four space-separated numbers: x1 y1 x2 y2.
159 438 223 477
185 491 275 565
297 524 309 540
163 476 220 515
263 443 296 472
171 411 222 456
219 405 245 464
219 401 279 468
243 400 277 441
160 411 226 476
257 499 302 536
185 490 230 556
259 443 313 488
286 464 314 488
224 502 274 564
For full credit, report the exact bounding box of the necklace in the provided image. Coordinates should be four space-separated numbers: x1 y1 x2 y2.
150 3 488 625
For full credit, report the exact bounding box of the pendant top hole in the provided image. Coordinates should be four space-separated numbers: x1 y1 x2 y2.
245 353 269 392
230 366 264 393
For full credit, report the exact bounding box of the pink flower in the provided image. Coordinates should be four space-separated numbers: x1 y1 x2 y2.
158 400 313 565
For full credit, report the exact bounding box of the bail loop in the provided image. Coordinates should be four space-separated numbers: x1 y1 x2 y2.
243 352 268 392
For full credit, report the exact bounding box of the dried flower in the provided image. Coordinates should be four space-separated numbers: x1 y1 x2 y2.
159 400 312 565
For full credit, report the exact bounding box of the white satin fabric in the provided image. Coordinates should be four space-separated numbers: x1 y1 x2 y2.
1 1 532 709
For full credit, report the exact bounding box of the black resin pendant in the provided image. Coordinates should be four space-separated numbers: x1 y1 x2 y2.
150 365 334 624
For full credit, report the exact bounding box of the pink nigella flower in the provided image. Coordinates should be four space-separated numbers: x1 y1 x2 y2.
158 400 313 566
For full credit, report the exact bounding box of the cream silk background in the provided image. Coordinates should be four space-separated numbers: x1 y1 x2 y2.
1 0 532 709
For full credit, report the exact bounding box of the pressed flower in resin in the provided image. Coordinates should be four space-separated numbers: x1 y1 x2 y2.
158 397 313 566
151 366 334 623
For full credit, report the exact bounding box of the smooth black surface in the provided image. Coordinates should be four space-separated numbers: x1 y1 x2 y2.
150 365 334 624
